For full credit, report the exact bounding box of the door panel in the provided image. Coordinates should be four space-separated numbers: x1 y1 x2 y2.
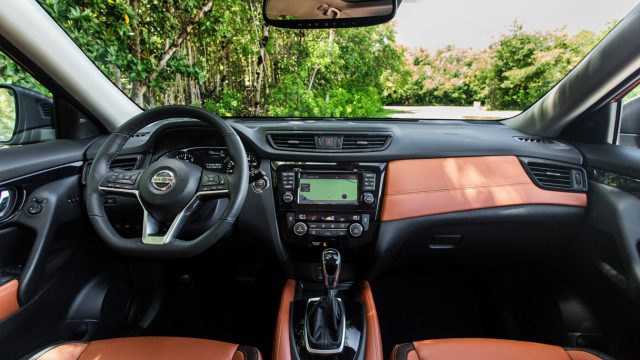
576 142 640 303
0 142 85 316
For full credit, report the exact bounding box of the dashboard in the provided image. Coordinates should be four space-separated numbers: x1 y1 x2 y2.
86 118 589 280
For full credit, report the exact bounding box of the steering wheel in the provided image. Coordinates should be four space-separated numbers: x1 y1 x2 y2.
85 106 248 258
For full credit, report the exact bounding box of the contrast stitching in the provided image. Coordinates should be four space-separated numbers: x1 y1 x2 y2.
387 182 531 197
0 281 17 296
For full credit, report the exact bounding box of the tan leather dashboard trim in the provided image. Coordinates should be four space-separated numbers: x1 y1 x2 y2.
273 279 296 360
381 156 587 221
361 281 384 360
0 279 19 321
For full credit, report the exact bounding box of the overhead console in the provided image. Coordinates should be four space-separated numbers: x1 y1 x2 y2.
272 162 385 249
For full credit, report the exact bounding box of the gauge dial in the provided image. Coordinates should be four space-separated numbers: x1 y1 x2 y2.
221 152 259 174
175 151 195 163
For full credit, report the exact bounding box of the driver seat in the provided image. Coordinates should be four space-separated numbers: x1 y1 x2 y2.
28 336 261 360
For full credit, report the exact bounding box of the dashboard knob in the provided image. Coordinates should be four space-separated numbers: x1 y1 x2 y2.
349 223 364 237
362 192 375 206
282 192 294 203
293 222 308 236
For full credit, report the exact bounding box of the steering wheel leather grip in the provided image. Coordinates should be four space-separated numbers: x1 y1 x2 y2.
85 105 249 258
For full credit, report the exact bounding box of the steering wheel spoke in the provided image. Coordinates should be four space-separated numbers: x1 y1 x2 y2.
98 170 143 195
197 170 230 197
141 196 201 245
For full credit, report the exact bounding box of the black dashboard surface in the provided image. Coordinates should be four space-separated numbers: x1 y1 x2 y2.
85 118 584 165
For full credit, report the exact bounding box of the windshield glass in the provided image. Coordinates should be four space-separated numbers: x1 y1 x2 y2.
38 0 637 120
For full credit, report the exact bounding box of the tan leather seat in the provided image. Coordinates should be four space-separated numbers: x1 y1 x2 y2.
30 336 261 360
391 338 612 360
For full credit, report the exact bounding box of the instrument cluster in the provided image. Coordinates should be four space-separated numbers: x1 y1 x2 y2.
161 147 259 175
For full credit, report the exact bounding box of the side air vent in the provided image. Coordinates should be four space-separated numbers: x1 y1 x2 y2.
267 132 392 152
521 158 587 192
39 102 53 118
514 136 554 144
82 155 144 185
109 156 141 171
133 131 150 138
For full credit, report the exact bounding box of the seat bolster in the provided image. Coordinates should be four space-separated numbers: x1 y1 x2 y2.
30 342 88 360
390 339 610 360
566 349 612 360
390 343 418 360
29 337 261 360
233 345 263 360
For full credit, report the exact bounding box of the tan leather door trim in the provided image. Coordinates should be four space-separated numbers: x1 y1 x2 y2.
0 279 19 321
361 281 383 360
273 279 296 360
381 156 587 221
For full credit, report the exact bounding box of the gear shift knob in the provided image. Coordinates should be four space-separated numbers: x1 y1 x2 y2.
322 248 341 288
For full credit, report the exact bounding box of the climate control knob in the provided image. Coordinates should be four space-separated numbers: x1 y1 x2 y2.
293 222 308 236
362 192 375 206
282 192 294 203
349 223 364 237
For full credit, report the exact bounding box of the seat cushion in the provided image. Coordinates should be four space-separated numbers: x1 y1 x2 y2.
30 336 261 360
391 339 612 360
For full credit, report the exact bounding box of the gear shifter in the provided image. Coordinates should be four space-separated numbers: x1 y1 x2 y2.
323 248 341 289
305 248 346 354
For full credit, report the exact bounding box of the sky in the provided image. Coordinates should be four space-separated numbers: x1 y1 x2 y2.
393 0 639 50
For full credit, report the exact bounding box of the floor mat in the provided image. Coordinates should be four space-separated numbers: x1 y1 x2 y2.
148 246 284 357
371 265 511 358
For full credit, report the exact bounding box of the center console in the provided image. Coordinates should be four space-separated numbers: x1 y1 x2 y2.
272 162 385 249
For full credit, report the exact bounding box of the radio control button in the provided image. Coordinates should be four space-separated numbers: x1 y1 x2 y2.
362 192 375 206
282 192 294 203
349 223 364 237
293 222 308 236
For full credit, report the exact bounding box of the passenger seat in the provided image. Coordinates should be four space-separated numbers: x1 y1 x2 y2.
391 338 613 360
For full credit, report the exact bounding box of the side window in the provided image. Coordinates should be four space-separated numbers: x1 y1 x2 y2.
0 51 55 147
619 83 640 147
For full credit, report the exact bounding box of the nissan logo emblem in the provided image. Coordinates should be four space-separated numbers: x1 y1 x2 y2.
151 170 176 191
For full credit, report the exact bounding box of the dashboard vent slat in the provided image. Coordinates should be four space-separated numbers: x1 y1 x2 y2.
521 159 587 192
267 132 392 152
39 102 53 118
109 156 140 171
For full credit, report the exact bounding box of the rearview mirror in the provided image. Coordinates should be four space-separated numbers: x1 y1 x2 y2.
0 85 54 145
264 0 397 29
0 87 17 142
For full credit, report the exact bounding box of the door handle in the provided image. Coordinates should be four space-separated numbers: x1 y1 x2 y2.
0 188 17 220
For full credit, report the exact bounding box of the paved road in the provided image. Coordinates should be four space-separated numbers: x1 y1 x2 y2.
384 105 521 120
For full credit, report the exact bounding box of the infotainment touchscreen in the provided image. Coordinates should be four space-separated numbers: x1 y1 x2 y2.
297 173 359 205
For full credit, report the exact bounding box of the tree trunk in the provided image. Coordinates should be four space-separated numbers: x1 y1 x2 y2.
130 0 214 106
256 25 269 109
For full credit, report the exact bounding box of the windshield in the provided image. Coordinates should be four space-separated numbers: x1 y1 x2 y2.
38 0 637 120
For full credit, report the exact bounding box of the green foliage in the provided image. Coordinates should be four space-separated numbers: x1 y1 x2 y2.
0 88 16 141
386 21 617 110
0 52 51 96
0 1 619 117
34 0 404 117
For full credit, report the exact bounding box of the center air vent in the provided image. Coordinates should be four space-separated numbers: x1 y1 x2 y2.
267 132 392 152
521 158 587 192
